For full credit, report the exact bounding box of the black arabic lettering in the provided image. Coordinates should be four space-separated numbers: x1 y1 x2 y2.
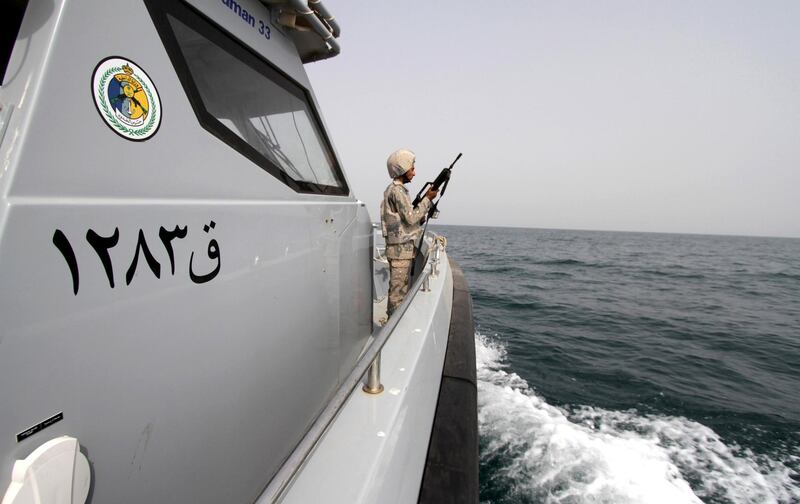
189 221 221 284
52 221 221 294
86 227 120 288
158 225 188 275
125 229 161 285
53 229 79 295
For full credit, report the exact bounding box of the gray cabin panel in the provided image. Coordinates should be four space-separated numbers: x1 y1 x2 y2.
0 0 374 502
337 205 374 381
8 0 339 201
0 201 363 502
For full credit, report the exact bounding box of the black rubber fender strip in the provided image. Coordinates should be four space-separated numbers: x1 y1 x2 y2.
418 257 479 504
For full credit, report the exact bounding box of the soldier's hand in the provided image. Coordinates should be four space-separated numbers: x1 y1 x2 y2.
426 188 438 200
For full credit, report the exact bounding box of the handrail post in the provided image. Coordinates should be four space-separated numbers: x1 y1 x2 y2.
422 267 431 292
362 352 384 394
432 241 443 277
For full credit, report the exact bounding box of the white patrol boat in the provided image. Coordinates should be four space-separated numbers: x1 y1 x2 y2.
0 1 477 503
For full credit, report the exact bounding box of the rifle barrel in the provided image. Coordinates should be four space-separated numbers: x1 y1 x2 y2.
449 153 463 169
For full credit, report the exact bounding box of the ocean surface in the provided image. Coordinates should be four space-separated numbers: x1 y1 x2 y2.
433 225 800 504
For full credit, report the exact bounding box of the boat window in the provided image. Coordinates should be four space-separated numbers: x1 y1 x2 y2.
1 0 29 85
144 0 348 195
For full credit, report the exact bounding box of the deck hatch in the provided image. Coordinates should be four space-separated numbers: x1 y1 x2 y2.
144 0 348 195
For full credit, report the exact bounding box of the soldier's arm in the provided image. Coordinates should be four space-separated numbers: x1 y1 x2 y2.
391 187 431 225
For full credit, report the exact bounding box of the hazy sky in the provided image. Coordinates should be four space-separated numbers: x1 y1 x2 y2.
306 1 800 238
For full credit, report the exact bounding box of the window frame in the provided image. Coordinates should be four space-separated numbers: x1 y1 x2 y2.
1 0 30 85
144 0 349 196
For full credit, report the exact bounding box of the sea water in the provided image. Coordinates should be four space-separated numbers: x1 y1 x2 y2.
434 225 800 504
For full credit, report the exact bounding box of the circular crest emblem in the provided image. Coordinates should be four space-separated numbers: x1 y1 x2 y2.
92 57 161 141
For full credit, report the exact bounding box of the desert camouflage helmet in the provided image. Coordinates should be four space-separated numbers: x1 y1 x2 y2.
386 149 415 179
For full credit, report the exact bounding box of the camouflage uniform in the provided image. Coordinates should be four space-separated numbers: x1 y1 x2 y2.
381 179 432 316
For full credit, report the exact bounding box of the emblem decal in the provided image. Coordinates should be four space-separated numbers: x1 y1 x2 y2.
92 57 161 141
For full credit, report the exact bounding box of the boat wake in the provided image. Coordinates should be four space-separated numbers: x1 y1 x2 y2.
476 333 800 504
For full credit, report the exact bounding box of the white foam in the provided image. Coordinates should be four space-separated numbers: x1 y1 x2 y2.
476 333 800 504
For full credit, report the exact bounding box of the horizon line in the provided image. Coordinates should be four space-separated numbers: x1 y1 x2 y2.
426 223 800 240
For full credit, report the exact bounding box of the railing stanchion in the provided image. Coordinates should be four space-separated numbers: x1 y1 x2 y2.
362 352 384 394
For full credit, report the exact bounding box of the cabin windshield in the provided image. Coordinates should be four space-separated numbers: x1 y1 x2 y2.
167 14 344 190
1 0 29 84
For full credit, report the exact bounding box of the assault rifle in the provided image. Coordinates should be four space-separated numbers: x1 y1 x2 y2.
410 153 462 280
412 152 462 219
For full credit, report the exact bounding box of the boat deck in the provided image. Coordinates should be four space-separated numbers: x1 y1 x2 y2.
276 235 453 503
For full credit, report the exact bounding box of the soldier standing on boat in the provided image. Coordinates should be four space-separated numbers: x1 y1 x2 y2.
381 149 438 317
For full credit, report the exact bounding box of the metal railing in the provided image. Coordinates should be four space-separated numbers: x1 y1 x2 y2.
256 234 444 503
364 236 442 393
